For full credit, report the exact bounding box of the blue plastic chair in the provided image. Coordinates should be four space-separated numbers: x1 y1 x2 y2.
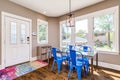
68 50 84 80
51 48 67 74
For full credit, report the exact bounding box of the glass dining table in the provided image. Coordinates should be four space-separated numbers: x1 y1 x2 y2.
57 48 98 75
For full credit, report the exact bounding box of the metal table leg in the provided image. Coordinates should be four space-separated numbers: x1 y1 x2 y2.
91 58 93 75
96 53 98 68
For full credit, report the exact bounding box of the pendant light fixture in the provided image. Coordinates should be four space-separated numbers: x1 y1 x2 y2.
66 0 75 27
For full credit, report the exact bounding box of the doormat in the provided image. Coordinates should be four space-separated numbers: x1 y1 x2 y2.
0 60 48 80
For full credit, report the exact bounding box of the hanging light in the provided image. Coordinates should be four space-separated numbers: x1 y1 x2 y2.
66 0 75 27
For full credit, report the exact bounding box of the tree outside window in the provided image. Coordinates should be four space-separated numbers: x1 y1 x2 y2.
75 19 88 45
38 24 46 42
94 14 114 51
37 19 48 44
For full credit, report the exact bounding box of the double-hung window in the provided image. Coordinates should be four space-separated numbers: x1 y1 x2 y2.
37 19 48 44
94 14 114 51
60 6 119 54
60 21 71 48
93 7 119 53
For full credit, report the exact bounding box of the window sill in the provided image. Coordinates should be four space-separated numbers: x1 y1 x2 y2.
97 50 119 55
38 42 48 45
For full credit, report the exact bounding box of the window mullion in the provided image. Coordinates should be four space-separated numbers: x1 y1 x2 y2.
71 27 75 45
88 17 94 48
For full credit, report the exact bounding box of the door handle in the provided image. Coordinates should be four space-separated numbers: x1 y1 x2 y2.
27 37 30 44
27 37 30 41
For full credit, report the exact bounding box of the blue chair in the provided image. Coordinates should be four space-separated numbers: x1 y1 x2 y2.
68 50 84 80
51 48 67 74
66 45 75 65
82 45 92 52
68 45 74 50
79 45 92 75
77 57 89 76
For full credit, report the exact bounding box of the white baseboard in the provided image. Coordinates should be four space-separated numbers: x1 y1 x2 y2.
30 57 37 61
89 60 120 71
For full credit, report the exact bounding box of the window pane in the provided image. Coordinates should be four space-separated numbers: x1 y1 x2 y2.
94 14 114 51
38 24 47 43
75 19 88 45
21 24 26 44
61 23 71 47
11 22 17 44
61 24 71 41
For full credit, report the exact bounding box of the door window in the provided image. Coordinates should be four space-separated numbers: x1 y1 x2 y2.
21 24 26 44
10 22 17 44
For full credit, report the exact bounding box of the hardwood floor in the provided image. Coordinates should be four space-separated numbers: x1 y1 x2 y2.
14 60 120 80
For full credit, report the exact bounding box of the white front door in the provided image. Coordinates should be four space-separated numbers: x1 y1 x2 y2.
5 16 30 67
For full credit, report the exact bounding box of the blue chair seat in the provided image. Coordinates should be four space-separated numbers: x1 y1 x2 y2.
77 57 89 62
76 61 83 66
69 59 83 66
77 58 89 75
62 55 68 60
56 56 67 61
56 57 62 60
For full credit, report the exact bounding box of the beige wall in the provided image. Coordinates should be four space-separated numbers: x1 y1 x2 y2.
59 0 120 65
0 0 59 64
48 17 60 48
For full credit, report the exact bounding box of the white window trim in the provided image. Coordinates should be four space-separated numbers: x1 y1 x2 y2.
60 21 63 48
37 19 48 44
60 6 119 55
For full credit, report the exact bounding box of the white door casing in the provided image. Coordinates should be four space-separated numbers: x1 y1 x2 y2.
1 12 32 68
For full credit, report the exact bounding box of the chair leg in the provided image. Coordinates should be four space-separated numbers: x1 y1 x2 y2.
84 63 89 76
77 66 82 80
85 64 89 75
57 61 62 74
68 66 72 79
68 57 70 66
51 61 55 71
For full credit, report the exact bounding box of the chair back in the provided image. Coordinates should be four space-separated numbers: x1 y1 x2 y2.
83 46 92 52
70 50 76 65
69 45 74 50
52 48 57 60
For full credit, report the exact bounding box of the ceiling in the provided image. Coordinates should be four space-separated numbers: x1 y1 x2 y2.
10 0 104 17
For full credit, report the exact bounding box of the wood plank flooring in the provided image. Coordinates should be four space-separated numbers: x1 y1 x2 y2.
14 60 120 80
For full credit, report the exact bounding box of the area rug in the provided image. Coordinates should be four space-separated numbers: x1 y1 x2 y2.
0 60 48 80
15 62 120 80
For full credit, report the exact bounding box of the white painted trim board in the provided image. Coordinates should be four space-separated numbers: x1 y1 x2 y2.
89 60 120 71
